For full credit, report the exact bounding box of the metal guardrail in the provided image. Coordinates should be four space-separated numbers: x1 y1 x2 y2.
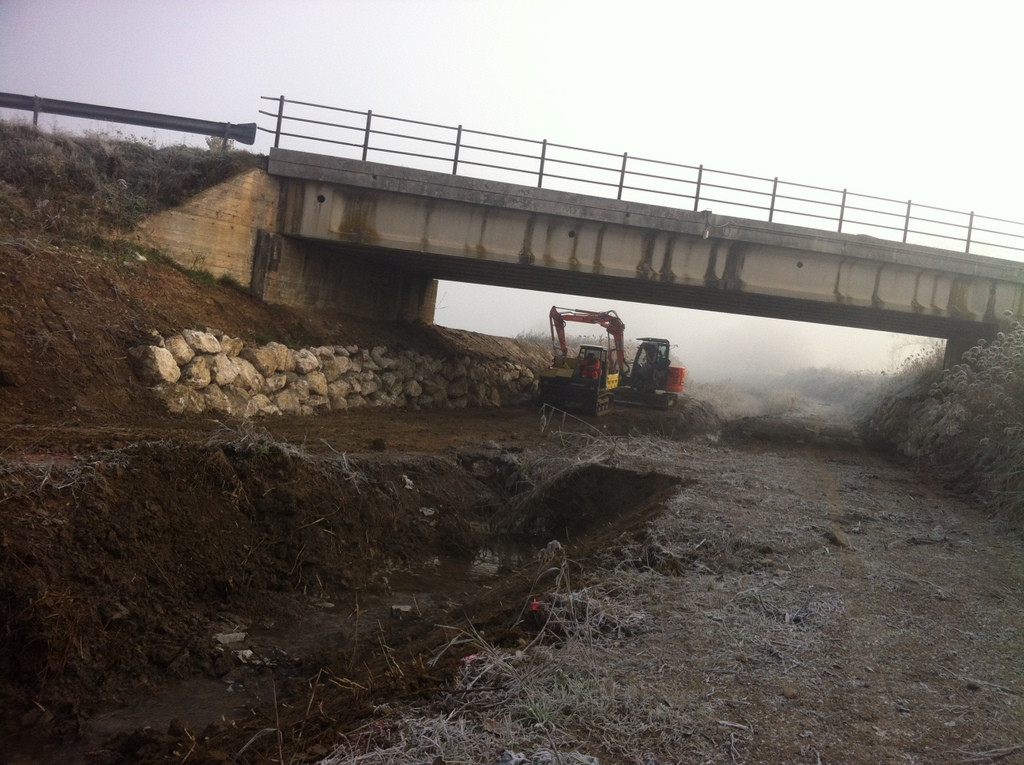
259 95 1024 261
0 92 257 146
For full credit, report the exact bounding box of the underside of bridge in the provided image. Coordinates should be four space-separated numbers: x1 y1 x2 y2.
255 234 996 368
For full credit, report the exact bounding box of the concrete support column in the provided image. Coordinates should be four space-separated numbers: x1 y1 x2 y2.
943 330 990 369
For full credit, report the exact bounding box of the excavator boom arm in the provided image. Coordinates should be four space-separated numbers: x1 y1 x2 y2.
548 306 627 374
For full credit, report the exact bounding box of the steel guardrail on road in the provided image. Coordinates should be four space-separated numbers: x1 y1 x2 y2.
259 95 1024 261
1 92 257 146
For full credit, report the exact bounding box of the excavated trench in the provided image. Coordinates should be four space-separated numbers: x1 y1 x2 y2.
1 439 682 764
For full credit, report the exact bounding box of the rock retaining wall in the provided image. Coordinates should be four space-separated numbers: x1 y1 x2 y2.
129 329 545 417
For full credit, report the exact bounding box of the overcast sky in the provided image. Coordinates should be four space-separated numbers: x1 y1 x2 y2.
2 1 1020 379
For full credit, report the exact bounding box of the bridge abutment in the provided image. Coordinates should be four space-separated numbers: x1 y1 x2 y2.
254 232 437 323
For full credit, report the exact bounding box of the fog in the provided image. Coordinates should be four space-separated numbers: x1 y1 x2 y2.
435 282 935 381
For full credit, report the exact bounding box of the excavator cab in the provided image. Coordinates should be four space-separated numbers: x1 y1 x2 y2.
630 338 672 393
574 345 610 385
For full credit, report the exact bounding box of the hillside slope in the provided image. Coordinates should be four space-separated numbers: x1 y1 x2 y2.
0 122 547 426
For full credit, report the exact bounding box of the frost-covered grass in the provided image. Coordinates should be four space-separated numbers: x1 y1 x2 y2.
0 119 263 239
928 324 1024 520
868 323 1024 523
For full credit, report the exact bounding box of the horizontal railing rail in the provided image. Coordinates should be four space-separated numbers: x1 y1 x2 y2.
1 92 257 146
259 96 1024 261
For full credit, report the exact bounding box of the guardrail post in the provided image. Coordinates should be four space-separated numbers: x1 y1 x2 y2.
32 96 41 126
838 189 848 233
769 177 778 222
452 125 462 175
617 152 628 200
965 211 975 253
903 200 912 243
693 165 703 212
361 110 373 161
274 95 285 149
538 139 547 188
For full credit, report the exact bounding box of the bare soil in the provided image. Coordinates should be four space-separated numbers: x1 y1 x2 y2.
1 235 1023 765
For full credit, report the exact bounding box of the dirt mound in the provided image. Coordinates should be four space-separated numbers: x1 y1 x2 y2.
0 435 508 738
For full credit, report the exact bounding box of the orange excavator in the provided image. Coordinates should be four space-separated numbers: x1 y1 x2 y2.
537 306 685 415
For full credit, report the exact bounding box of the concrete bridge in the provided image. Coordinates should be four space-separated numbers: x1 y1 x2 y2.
138 148 1024 366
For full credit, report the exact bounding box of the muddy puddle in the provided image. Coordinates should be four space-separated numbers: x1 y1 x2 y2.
2 448 682 765
6 548 537 765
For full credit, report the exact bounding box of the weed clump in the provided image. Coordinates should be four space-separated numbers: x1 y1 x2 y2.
868 323 1024 522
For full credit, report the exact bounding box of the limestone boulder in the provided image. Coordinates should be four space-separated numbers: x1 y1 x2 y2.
219 336 245 357
421 378 446 396
305 371 328 396
129 345 181 384
223 387 257 417
370 346 395 369
268 342 295 373
291 377 311 403
240 346 278 377
293 348 320 374
208 354 240 386
232 358 265 394
182 329 221 354
306 394 330 410
249 394 280 416
440 360 462 380
163 335 194 366
274 388 302 414
152 383 204 414
199 383 232 413
327 379 352 409
393 356 417 378
179 356 211 389
379 371 403 395
321 355 352 382
263 373 288 393
488 386 502 406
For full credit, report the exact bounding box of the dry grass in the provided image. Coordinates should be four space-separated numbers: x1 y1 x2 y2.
0 119 263 241
204 421 368 490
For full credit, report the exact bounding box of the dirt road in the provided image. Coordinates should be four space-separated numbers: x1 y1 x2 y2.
3 404 1023 765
